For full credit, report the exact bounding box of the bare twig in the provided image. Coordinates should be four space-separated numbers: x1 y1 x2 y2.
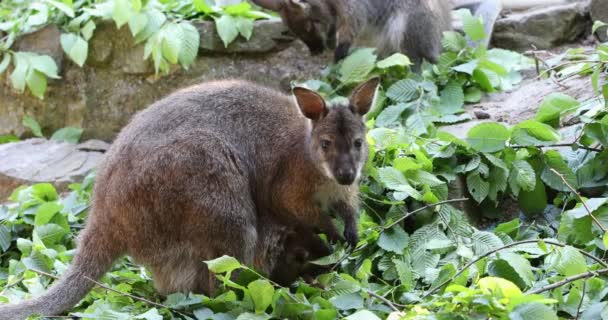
28 269 175 312
511 143 602 153
424 239 608 298
575 280 586 320
527 268 608 295
365 289 400 312
383 198 469 231
550 168 608 233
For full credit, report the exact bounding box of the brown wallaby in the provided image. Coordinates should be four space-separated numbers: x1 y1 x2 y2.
251 0 567 67
0 77 379 319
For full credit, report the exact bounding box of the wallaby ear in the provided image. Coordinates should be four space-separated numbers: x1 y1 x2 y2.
286 0 309 11
250 0 283 11
293 87 327 120
349 77 380 116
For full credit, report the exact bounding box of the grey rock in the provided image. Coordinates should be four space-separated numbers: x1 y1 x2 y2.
591 0 608 41
0 139 104 199
0 20 330 140
492 3 590 51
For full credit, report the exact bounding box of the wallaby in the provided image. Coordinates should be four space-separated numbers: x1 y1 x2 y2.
0 77 379 319
251 0 570 66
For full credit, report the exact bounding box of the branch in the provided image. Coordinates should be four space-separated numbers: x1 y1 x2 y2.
575 280 586 320
365 289 400 312
383 198 469 231
511 143 602 153
28 269 178 313
424 239 608 298
550 168 608 233
527 268 608 295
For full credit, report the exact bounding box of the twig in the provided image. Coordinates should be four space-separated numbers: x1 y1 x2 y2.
383 198 469 231
550 168 608 233
575 280 586 320
537 60 601 79
28 269 176 312
527 268 608 295
365 289 400 312
511 143 602 153
424 239 608 298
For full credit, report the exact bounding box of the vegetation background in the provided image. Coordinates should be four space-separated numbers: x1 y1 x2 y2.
1 0 608 319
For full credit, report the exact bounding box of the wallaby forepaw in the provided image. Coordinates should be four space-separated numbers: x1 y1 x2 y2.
334 42 350 62
344 226 359 248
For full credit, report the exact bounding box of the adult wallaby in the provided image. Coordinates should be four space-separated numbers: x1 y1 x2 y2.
251 0 569 66
0 77 378 319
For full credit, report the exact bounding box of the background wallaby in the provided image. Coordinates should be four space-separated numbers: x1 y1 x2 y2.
251 0 570 66
0 78 378 320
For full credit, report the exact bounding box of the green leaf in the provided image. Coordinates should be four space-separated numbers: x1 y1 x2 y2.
22 116 43 137
81 20 96 41
339 48 377 84
178 22 200 69
603 231 608 249
541 150 578 192
386 79 419 102
375 103 411 127
50 127 83 143
509 303 558 320
11 53 30 92
128 13 148 37
134 308 163 320
330 293 364 310
376 53 411 69
456 9 486 41
30 54 60 79
511 120 560 146
45 0 74 17
344 310 380 320
547 246 587 277
393 259 413 290
439 81 465 114
0 53 10 75
0 225 11 252
510 160 536 193
378 167 421 200
35 223 67 246
247 279 274 314
205 255 241 274
113 0 134 28
472 231 503 255
378 225 409 253
34 202 62 226
60 33 88 67
467 171 489 203
224 1 252 15
26 69 48 99
488 252 534 289
194 0 214 13
535 93 580 124
442 31 467 52
235 17 254 40
161 23 183 64
467 122 510 152
215 15 239 47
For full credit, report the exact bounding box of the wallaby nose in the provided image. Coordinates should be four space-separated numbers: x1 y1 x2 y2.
336 168 356 185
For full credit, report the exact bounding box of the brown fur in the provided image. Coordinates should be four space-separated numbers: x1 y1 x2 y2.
252 0 509 67
0 78 379 319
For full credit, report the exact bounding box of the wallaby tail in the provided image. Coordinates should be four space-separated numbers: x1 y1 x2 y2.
0 225 121 320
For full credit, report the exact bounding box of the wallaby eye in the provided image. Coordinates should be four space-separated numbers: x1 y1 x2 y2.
354 139 363 149
320 139 331 150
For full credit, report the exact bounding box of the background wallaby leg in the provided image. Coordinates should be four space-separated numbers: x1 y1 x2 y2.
453 0 503 47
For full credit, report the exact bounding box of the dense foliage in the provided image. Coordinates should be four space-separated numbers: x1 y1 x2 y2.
2 8 608 320
0 0 271 98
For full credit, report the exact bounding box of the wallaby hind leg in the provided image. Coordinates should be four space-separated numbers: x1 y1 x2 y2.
147 195 258 296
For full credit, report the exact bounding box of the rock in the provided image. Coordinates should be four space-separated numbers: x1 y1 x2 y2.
196 19 296 53
492 3 590 51
0 20 330 140
591 0 608 41
474 109 491 120
0 139 105 199
14 25 64 72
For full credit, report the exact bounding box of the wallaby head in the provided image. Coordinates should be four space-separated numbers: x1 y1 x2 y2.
252 0 334 54
293 78 379 185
